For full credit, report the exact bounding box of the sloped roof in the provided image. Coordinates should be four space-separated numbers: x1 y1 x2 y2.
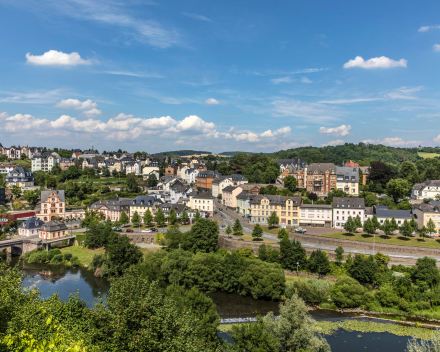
333 197 365 209
18 216 44 229
41 190 65 203
41 220 68 232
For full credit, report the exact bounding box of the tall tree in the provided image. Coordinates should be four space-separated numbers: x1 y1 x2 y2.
354 215 362 228
427 218 436 235
335 246 344 263
372 214 381 230
233 219 243 236
105 232 143 276
277 228 289 240
119 211 129 225
252 224 264 241
168 208 177 225
363 218 375 235
267 211 279 228
194 210 201 222
419 225 428 240
147 173 158 187
343 216 356 234
155 208 166 226
386 178 412 202
400 161 419 185
369 161 393 188
308 250 331 277
131 211 140 226
180 209 189 224
410 218 419 233
283 176 298 192
143 208 153 226
184 219 219 253
400 219 412 238
225 224 232 235
126 173 140 193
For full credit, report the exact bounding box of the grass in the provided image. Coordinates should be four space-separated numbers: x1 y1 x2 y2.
261 226 293 236
125 224 192 229
320 231 440 249
237 233 278 243
418 152 440 159
60 246 105 266
13 160 31 166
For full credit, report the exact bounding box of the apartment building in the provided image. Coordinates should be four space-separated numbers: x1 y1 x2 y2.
300 204 332 228
411 180 440 200
336 166 359 196
305 163 337 196
236 192 256 217
129 195 164 220
188 192 215 216
88 198 131 222
249 195 302 226
59 158 78 170
222 186 243 208
332 197 365 229
412 203 440 234
196 170 220 190
6 167 34 188
35 190 65 221
31 152 60 172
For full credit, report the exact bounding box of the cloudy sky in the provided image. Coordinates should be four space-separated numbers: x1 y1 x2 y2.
1 0 440 153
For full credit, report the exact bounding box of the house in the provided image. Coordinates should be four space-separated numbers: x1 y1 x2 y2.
38 220 69 240
344 160 360 167
212 176 233 198
159 203 188 219
332 197 365 229
71 150 83 159
126 161 142 175
412 203 440 234
162 177 182 192
6 167 34 188
119 157 135 169
170 183 192 204
276 158 308 172
188 192 215 216
222 186 243 208
367 205 411 227
64 209 85 220
136 154 151 165
360 166 371 186
83 148 99 155
2 146 22 160
35 190 65 221
31 152 61 172
129 195 164 221
336 166 359 196
59 158 78 170
411 180 440 200
18 217 45 237
300 204 332 228
88 198 132 222
143 166 160 178
305 163 338 196
22 147 42 159
165 164 179 176
185 168 199 184
176 165 189 180
196 170 220 190
249 195 302 226
0 163 18 174
236 192 257 217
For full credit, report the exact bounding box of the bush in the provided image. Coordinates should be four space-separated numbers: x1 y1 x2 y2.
23 247 44 261
47 248 61 261
90 254 107 271
27 251 48 263
50 254 64 264
70 256 80 266
285 278 333 303
331 276 366 308
63 253 73 261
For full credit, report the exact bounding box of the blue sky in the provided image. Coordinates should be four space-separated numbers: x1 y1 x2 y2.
1 0 440 153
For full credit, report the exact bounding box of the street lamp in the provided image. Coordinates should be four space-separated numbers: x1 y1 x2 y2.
296 262 299 276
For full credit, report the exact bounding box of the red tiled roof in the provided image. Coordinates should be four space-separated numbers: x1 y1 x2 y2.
345 160 359 167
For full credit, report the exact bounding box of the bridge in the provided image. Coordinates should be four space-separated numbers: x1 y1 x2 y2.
0 235 76 257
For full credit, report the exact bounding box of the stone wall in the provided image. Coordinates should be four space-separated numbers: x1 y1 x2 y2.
290 232 440 258
126 233 158 244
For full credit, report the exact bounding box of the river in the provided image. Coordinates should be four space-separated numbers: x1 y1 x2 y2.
7 258 424 351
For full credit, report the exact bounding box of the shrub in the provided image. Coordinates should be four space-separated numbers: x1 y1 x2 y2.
331 276 366 308
70 256 80 266
63 253 73 261
90 254 107 271
27 251 48 263
285 278 333 303
47 248 61 261
50 254 64 265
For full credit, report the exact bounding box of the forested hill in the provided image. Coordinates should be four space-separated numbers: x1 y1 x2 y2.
152 150 212 156
267 143 422 166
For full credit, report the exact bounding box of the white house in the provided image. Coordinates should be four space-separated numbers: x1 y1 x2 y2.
2 146 22 160
368 205 412 227
18 217 45 237
143 166 160 178
212 177 233 198
185 168 199 184
170 183 192 204
412 180 440 200
188 192 215 216
0 163 18 174
126 161 142 175
31 152 61 172
300 204 332 228
332 197 365 229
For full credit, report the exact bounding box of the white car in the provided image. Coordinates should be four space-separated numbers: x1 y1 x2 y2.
141 229 152 233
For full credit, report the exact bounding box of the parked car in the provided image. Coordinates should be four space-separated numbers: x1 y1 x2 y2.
125 229 134 233
150 228 158 232
141 229 152 233
295 227 306 233
113 228 122 232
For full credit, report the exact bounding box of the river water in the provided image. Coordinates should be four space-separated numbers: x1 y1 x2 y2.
7 258 423 351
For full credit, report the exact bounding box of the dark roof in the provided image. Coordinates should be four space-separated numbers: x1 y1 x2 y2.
212 176 229 184
412 203 440 213
231 174 248 181
250 195 302 205
413 180 440 191
18 217 44 229
41 220 68 232
222 185 238 193
131 195 163 206
191 192 215 199
365 206 373 215
307 163 337 175
236 192 257 200
7 167 33 178
197 170 220 178
300 204 332 209
89 198 132 211
332 197 365 209
276 158 308 168
375 208 411 219
41 190 65 203
159 203 187 213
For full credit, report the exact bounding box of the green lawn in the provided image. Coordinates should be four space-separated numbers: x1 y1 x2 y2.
261 226 292 236
125 224 192 229
321 231 440 249
13 160 31 166
418 152 440 159
60 246 105 265
237 233 278 243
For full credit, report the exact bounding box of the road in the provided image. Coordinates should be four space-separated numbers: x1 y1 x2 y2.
214 205 440 263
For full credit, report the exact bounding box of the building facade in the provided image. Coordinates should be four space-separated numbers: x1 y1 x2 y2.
305 163 337 196
6 167 34 188
59 158 78 170
332 197 365 229
129 195 164 221
336 166 359 196
411 180 440 200
236 192 256 217
196 170 220 190
39 221 69 240
222 186 243 208
88 198 131 222
31 153 61 172
300 204 332 228
0 163 18 174
188 192 215 216
249 195 302 226
185 168 199 184
412 203 440 234
35 190 65 221
18 217 45 237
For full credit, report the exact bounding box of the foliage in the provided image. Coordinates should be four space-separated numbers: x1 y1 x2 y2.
131 211 140 225
232 219 243 236
183 219 219 253
125 173 140 193
252 224 264 241
285 278 333 304
386 178 412 202
143 208 153 225
230 316 278 352
280 238 307 271
154 208 166 226
343 216 356 233
277 228 289 240
119 211 129 225
363 218 375 235
267 211 279 227
225 224 232 235
22 190 39 204
349 254 378 284
180 209 189 223
411 256 440 288
283 175 298 192
407 331 440 352
147 173 158 187
334 246 344 262
104 232 143 276
369 161 393 188
168 208 177 225
308 250 331 277
331 276 366 308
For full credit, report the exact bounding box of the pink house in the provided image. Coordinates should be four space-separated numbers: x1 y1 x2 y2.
222 186 243 209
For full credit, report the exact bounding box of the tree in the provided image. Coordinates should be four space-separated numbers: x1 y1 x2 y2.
363 218 375 235
427 218 436 235
400 218 412 238
131 211 140 226
147 173 158 187
180 209 189 224
11 186 21 198
308 250 331 277
155 208 166 226
386 178 412 202
349 254 378 284
331 276 366 308
308 192 318 201
335 246 344 263
343 216 356 234
411 256 440 288
233 219 243 236
194 210 201 223
258 243 268 261
112 169 118 177
400 161 419 185
390 216 399 232
360 191 377 207
103 167 111 177
231 316 278 352
65 165 81 179
168 208 177 225
126 173 140 193
280 237 307 271
105 232 143 276
382 219 394 238
164 225 185 250
369 161 393 188
225 224 232 235
184 219 219 253
354 215 362 228
419 225 428 240
372 214 381 230
277 228 289 240
119 211 129 225
47 175 57 189
143 208 153 226
267 211 279 227
410 218 419 233
283 175 298 192
252 224 263 241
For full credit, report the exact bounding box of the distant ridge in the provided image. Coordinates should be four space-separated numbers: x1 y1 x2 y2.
218 151 254 156
152 150 212 156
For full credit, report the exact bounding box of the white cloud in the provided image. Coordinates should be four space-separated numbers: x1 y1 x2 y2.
434 135 440 143
235 132 260 142
271 76 295 84
139 116 177 130
384 86 423 100
419 25 440 32
0 89 64 104
343 56 407 69
362 137 422 146
301 77 312 83
55 99 98 110
205 98 219 105
434 44 440 52
173 115 217 134
321 140 344 147
81 109 102 117
26 50 95 66
183 12 212 22
260 126 291 138
319 124 351 137
361 139 376 144
271 99 339 123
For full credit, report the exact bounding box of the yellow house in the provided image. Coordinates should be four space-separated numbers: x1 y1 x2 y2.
412 203 440 234
249 195 302 226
